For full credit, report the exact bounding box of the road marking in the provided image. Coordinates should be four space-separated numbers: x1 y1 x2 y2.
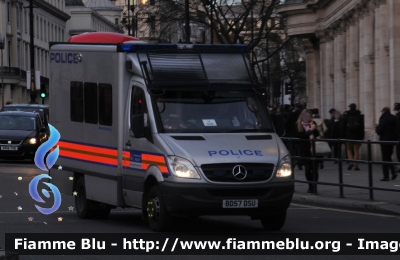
291 203 397 217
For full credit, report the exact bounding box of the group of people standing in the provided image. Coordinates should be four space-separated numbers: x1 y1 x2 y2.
269 102 400 193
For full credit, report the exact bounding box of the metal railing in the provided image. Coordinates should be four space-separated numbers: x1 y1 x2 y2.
281 137 400 200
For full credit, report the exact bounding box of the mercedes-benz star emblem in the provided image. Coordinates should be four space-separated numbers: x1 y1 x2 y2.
232 165 247 180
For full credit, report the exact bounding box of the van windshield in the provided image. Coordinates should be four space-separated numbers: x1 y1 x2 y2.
152 90 273 133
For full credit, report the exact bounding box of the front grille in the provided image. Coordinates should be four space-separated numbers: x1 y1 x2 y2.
201 163 275 182
207 188 269 197
0 140 22 145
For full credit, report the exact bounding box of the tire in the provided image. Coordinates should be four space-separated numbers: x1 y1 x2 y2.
75 176 95 219
260 210 287 231
146 185 173 232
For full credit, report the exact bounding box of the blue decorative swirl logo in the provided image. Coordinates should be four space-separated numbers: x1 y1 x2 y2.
29 174 61 215
30 124 62 215
34 124 60 171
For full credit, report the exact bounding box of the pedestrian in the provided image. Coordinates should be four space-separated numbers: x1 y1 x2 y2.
269 107 285 136
295 109 320 193
326 108 337 157
330 111 342 161
341 103 365 171
394 103 400 172
286 103 304 170
311 108 328 169
375 107 398 181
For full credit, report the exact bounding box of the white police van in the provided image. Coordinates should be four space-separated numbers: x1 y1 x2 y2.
49 32 293 231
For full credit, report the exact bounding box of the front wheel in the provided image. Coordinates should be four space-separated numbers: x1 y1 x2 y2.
260 210 287 231
146 185 173 232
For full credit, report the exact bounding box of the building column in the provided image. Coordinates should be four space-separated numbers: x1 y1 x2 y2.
360 8 375 130
389 0 400 104
314 44 321 115
376 1 390 117
317 34 328 119
334 29 346 112
10 0 18 67
4 84 12 103
325 35 334 115
304 39 315 109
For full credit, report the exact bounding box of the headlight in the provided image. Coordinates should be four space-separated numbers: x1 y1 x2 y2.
167 156 200 179
24 138 37 145
276 155 292 178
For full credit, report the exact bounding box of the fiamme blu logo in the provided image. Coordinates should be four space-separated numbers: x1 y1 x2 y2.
29 124 62 215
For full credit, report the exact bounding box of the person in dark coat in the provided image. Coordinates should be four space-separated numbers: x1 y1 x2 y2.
329 111 342 161
394 103 400 173
295 109 320 193
269 107 285 137
341 103 365 170
375 107 398 181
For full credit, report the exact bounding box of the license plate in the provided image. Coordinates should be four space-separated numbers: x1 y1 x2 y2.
1 146 18 151
223 200 258 208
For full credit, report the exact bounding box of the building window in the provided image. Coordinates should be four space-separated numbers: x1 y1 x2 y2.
84 82 98 124
44 21 47 42
70 82 84 122
17 6 20 29
150 16 156 30
7 2 10 23
25 10 27 33
8 41 11 67
98 84 112 126
36 16 39 39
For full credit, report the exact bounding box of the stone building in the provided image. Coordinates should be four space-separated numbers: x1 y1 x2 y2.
66 0 123 36
277 0 400 137
0 0 70 106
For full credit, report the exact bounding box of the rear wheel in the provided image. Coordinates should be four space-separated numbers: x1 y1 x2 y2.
260 210 287 231
146 185 173 232
75 176 95 219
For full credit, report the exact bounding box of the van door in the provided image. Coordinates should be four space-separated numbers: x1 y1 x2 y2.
122 86 162 208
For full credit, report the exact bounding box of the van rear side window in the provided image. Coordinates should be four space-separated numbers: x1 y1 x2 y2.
98 84 112 126
70 81 84 122
84 82 98 124
70 81 113 126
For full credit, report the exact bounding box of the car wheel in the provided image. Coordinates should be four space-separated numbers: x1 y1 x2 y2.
75 176 96 219
260 210 287 231
146 185 173 232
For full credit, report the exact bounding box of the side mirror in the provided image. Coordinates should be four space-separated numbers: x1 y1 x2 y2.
131 114 144 138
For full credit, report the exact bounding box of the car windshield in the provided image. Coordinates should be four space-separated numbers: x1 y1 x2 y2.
2 107 45 122
152 90 273 133
0 116 36 131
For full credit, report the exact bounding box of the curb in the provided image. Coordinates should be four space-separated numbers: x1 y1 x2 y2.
291 193 400 216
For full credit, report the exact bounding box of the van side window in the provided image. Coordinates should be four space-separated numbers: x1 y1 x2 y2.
70 81 84 122
131 87 147 116
84 82 98 124
98 83 112 126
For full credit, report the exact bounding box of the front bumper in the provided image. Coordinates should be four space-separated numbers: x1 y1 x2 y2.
0 144 39 159
159 181 294 217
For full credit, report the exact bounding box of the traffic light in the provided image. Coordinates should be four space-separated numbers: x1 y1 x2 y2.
40 85 47 98
285 83 292 95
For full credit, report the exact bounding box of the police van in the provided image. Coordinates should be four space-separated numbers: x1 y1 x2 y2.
49 32 293 231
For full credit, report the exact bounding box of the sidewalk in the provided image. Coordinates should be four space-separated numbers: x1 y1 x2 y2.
291 161 400 215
